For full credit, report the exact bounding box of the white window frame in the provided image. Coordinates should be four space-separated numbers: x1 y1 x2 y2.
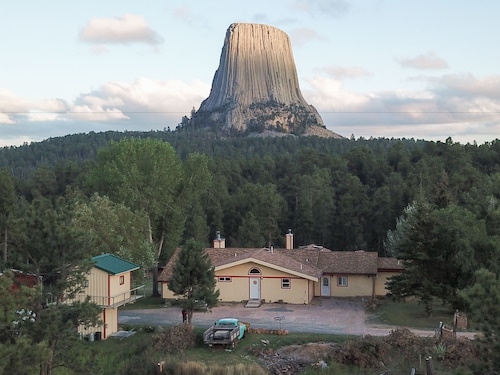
281 278 291 289
337 276 348 287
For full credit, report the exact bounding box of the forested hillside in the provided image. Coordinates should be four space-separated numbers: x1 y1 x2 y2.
1 131 499 256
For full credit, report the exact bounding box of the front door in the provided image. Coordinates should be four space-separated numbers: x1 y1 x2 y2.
249 277 261 300
321 276 331 296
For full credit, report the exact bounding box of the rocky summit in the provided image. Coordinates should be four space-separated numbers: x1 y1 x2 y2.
189 23 343 138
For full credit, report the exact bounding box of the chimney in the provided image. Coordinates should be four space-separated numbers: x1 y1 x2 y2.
285 229 294 250
213 231 226 249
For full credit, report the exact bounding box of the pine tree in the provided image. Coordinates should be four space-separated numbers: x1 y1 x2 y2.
460 269 500 371
384 200 439 315
168 239 219 323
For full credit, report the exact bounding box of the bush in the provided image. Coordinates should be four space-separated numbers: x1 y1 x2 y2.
153 324 196 353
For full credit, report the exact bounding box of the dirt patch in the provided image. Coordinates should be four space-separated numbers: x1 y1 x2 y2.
249 342 342 374
248 328 479 375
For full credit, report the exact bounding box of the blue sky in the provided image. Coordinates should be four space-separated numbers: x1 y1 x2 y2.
1 0 499 147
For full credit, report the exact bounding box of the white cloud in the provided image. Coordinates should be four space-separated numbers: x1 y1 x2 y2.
289 27 326 46
173 5 196 23
316 65 372 80
305 76 372 111
0 113 15 125
0 89 68 124
0 89 29 123
303 72 500 143
435 73 500 99
97 77 210 112
397 51 449 70
291 0 350 17
79 14 164 45
56 77 210 126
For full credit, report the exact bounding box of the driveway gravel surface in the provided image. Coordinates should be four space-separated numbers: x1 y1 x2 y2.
118 297 477 339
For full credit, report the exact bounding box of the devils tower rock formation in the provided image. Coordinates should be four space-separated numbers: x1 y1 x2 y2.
190 23 341 137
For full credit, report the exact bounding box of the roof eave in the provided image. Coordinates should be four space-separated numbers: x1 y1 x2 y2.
216 257 319 281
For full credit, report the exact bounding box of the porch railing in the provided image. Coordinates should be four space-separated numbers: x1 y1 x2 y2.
73 285 146 308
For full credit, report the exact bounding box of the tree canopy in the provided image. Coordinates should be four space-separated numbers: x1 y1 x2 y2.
86 138 211 295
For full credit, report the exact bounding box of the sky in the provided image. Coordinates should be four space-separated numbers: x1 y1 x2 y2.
1 0 500 147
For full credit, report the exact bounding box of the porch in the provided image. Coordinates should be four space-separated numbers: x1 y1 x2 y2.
76 285 146 308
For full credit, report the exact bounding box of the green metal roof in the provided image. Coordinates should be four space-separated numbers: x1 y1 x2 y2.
92 254 139 275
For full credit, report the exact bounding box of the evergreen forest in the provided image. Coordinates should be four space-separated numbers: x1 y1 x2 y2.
1 131 499 255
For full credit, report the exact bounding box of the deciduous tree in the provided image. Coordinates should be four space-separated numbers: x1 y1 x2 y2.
73 193 156 279
87 139 211 296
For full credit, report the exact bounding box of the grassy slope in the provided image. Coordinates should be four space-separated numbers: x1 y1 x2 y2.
366 298 458 329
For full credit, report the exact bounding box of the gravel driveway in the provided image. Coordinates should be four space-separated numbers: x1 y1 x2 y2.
120 298 399 336
119 297 478 339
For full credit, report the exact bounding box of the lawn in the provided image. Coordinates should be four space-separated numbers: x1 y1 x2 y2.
121 277 165 310
366 297 457 329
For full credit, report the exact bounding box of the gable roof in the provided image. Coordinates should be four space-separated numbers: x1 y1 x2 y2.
207 247 323 281
92 254 139 275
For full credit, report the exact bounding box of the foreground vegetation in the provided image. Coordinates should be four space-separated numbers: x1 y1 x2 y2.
49 324 481 375
95 298 485 374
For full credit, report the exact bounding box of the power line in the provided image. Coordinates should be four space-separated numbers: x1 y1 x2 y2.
2 111 500 114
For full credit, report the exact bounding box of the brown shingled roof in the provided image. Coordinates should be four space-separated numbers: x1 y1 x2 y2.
377 257 403 271
319 250 378 275
206 247 322 280
157 247 181 282
159 246 398 282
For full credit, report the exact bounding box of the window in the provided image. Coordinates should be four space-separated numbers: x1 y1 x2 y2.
337 276 348 287
281 278 291 289
218 276 232 282
119 275 125 285
249 268 261 275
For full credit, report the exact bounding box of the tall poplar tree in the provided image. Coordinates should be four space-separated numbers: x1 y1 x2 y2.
87 139 211 296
